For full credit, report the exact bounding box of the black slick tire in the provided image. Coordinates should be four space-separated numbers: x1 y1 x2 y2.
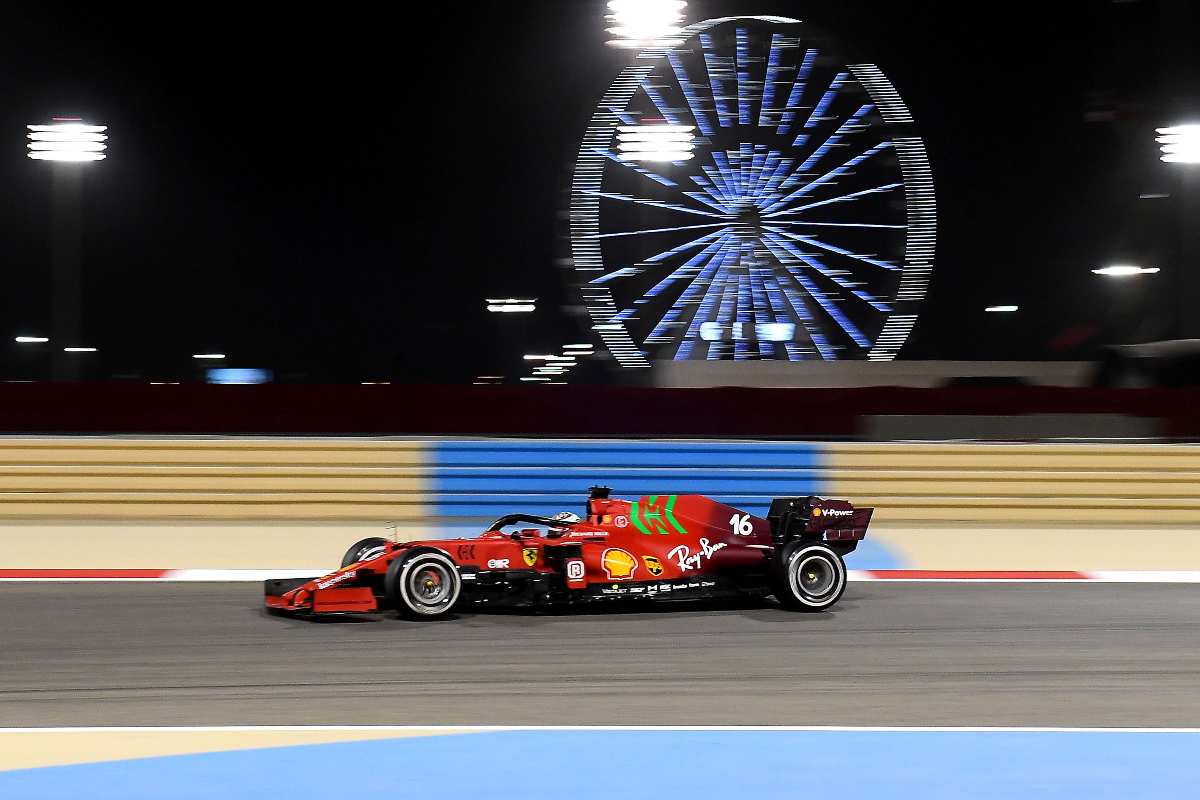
340 537 390 568
385 551 461 620
772 541 847 612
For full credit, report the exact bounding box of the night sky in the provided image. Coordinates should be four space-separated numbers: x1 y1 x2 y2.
0 1 1188 383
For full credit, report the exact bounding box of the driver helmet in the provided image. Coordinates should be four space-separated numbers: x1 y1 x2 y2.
551 511 581 524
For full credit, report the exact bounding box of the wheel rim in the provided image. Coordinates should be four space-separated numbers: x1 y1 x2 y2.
795 554 836 597
407 563 452 609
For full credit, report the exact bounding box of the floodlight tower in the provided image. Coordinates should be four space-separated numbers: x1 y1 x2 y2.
27 118 108 380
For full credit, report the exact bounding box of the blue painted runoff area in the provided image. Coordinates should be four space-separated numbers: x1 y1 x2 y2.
430 439 827 517
2 729 1197 800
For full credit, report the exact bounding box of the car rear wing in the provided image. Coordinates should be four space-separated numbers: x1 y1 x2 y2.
767 496 872 546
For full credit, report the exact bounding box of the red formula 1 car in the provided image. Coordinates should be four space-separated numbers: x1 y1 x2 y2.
265 488 872 619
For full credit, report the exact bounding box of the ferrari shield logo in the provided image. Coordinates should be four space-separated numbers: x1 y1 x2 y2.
642 555 664 577
522 547 538 568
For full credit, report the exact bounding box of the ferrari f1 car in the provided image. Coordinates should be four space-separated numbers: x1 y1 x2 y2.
265 488 872 619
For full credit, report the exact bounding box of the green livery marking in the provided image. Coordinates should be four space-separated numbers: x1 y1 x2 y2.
632 495 689 536
664 495 688 535
630 501 653 536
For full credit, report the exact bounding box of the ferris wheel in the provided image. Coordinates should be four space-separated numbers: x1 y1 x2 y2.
569 16 935 367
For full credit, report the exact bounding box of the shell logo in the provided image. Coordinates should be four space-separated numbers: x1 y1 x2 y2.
601 548 638 580
813 507 823 517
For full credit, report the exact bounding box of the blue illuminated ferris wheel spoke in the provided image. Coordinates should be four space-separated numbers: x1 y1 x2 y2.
683 177 735 213
592 148 678 188
745 145 773 199
761 140 894 214
640 79 684 126
588 228 729 286
683 190 733 215
797 103 874 173
759 249 833 360
666 51 716 137
761 234 871 348
757 34 787 128
702 163 738 203
761 271 809 361
735 28 754 126
643 235 734 341
635 231 732 304
764 226 900 271
676 245 739 359
733 144 754 195
770 221 907 229
777 48 817 135
734 269 753 361
747 255 775 358
641 227 728 262
595 222 730 239
760 230 894 311
712 271 739 360
763 182 903 218
710 151 743 198
755 156 797 206
700 33 736 129
748 150 781 198
800 71 850 139
583 190 729 220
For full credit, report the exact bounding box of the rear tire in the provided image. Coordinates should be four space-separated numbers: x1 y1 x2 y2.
385 551 461 620
340 537 390 568
772 542 847 612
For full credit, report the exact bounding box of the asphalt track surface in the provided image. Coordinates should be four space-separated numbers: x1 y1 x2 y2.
2 583 1200 727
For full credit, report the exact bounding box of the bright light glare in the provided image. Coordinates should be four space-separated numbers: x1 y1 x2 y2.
1157 125 1200 164
29 124 106 133
192 353 226 359
486 298 536 313
14 336 48 343
28 151 106 162
27 121 108 162
985 305 1019 313
1092 265 1160 277
63 347 97 353
617 123 695 163
524 355 575 364
757 322 796 342
606 0 686 49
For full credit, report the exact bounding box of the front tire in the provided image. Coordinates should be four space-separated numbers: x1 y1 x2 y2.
341 537 390 568
385 551 461 620
773 542 847 612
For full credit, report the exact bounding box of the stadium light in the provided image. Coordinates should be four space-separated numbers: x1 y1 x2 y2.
617 124 695 162
985 305 1019 313
63 347 97 353
606 0 687 49
1092 265 1160 277
486 298 536 313
1157 125 1200 164
27 120 108 162
14 336 49 344
192 353 226 360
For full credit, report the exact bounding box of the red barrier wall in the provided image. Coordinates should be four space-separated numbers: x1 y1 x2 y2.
0 384 1197 439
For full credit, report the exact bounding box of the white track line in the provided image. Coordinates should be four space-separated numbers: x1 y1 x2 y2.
1 725 1199 734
